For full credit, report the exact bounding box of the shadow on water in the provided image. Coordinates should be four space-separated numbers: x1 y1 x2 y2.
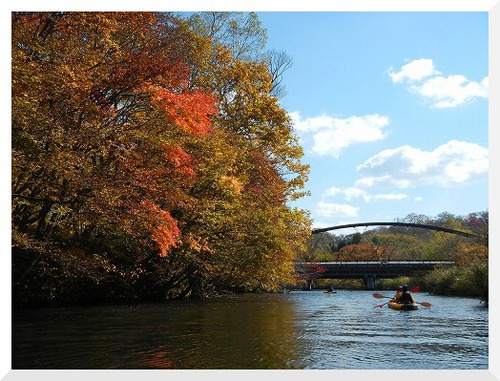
13 295 303 369
12 291 488 369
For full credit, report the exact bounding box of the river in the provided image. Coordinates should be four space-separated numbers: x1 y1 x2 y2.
12 290 488 370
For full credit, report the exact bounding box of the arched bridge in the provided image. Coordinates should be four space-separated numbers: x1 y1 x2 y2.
302 221 479 290
312 221 479 238
295 260 454 290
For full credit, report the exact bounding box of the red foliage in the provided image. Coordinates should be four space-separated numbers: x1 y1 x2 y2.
163 146 196 178
295 263 327 283
136 200 181 257
148 85 216 135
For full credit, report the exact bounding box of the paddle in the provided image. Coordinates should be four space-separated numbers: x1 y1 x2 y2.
373 286 431 308
373 293 391 299
374 301 391 308
416 301 432 308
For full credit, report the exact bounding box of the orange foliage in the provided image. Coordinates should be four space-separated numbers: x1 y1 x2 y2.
454 241 488 267
135 200 181 257
163 146 196 178
148 85 216 135
337 244 385 261
12 12 218 258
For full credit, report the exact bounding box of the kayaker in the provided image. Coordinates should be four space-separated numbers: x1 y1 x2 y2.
327 284 335 292
393 285 403 302
399 285 416 304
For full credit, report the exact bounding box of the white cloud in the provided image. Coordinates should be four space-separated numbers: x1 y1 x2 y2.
324 186 408 203
388 58 440 83
315 201 359 218
289 112 334 133
371 193 408 201
343 187 369 201
389 58 488 108
324 186 342 197
415 75 489 108
355 140 488 188
290 112 389 157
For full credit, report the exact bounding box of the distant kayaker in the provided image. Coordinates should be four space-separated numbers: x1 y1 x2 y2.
399 285 416 304
393 285 403 302
327 284 335 292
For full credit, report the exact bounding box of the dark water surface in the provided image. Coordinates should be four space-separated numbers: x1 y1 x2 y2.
12 290 488 369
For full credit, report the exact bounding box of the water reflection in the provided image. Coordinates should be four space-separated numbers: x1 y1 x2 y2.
132 295 302 369
12 291 488 369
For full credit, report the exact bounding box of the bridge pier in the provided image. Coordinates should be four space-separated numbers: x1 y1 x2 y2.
306 279 313 291
364 275 376 290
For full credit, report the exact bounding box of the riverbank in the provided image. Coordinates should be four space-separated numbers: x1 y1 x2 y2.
12 273 488 310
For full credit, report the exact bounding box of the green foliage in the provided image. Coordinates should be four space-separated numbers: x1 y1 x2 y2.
302 232 336 261
316 279 363 289
369 233 424 261
376 277 412 291
423 262 488 299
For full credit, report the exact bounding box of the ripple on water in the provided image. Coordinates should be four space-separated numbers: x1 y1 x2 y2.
12 291 488 369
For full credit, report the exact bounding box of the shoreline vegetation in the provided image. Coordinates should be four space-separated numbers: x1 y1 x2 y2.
12 12 488 309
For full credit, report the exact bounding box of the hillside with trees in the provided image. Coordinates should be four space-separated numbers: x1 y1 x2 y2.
301 212 488 301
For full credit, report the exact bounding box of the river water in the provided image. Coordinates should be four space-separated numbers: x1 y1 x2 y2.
12 290 488 370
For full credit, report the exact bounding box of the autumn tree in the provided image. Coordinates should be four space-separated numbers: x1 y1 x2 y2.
12 12 217 304
369 233 425 261
174 12 310 293
302 232 337 262
416 213 488 299
420 216 468 260
188 12 293 99
335 244 385 262
12 11 311 305
188 12 267 62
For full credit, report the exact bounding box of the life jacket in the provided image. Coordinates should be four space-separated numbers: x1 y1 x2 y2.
400 291 414 304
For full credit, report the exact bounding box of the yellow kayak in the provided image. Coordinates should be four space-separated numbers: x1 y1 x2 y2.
388 301 419 310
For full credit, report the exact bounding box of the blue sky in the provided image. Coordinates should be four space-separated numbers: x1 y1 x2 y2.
256 12 489 229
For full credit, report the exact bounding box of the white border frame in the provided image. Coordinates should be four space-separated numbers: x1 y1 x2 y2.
3 1 498 380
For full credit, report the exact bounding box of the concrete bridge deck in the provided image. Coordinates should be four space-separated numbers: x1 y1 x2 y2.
295 261 454 289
